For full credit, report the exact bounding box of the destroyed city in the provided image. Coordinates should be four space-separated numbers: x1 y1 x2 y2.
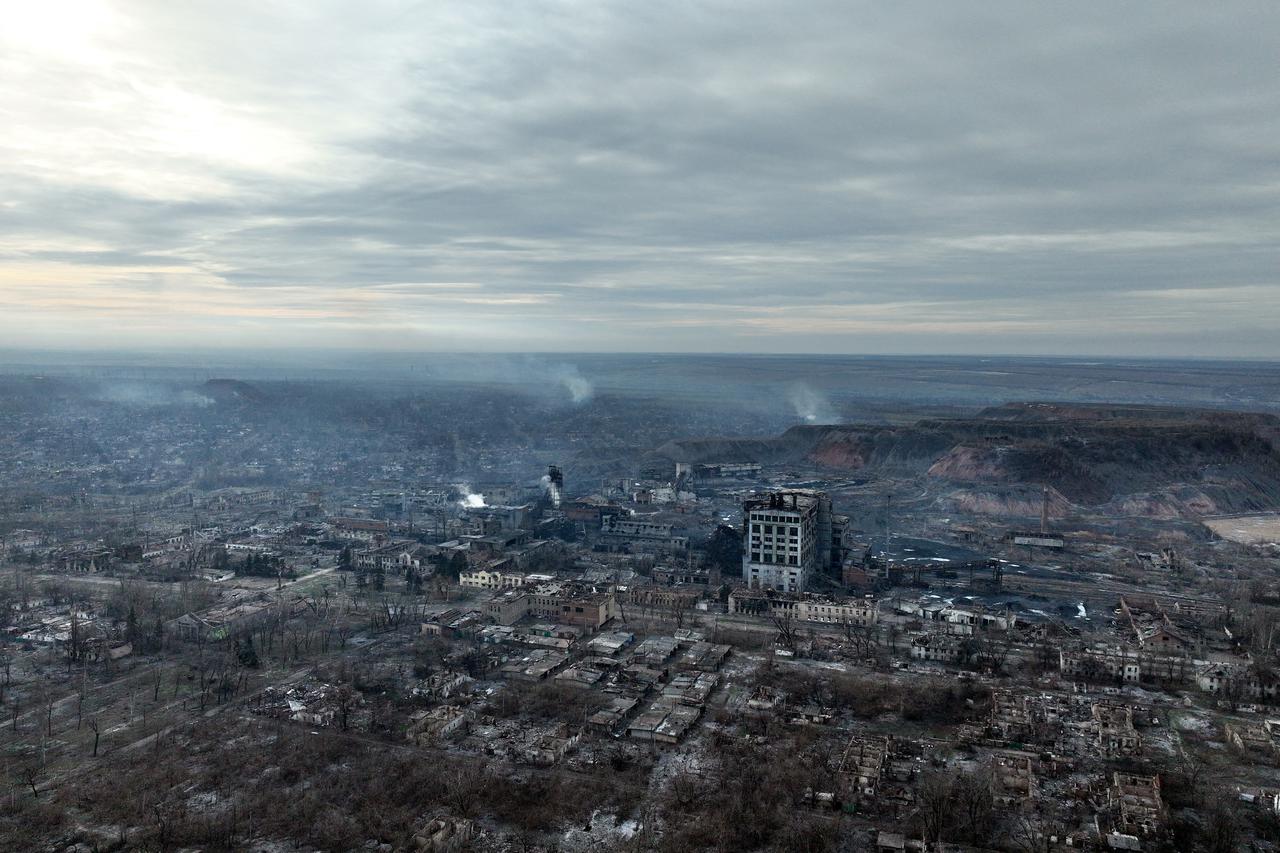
3 3 1280 852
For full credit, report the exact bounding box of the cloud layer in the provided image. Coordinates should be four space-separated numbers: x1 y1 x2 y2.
2 1 1278 356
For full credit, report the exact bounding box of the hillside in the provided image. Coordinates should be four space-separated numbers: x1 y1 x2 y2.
655 404 1280 518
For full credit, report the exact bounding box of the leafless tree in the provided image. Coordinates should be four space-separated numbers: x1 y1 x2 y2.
21 765 39 799
1174 731 1208 795
772 613 798 653
917 770 954 845
672 594 689 630
1006 811 1055 853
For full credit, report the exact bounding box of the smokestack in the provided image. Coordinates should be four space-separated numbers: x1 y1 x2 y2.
547 465 564 508
1040 485 1049 534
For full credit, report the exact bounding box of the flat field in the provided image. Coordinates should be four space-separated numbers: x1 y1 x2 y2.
1204 513 1280 543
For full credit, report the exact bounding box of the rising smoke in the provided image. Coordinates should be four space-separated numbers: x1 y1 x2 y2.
456 485 486 508
422 356 594 405
91 382 214 407
787 382 837 424
550 364 593 404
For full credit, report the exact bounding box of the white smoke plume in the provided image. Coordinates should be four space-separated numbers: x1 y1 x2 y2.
787 382 837 423
551 364 593 403
92 382 214 407
421 356 594 405
456 485 486 508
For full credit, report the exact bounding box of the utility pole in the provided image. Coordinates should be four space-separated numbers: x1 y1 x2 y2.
882 493 892 556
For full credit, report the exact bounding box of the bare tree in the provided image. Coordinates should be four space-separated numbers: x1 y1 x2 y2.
1006 811 1055 853
671 594 689 630
22 765 39 799
1174 731 1208 795
772 612 798 653
917 771 954 845
952 771 996 842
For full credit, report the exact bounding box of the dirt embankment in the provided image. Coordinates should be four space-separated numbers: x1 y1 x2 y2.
658 404 1280 519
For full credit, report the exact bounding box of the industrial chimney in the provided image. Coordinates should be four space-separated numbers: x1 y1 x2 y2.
547 465 564 508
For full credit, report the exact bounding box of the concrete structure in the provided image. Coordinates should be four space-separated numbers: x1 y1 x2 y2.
1104 772 1164 840
459 568 533 590
1061 644 1191 685
742 490 844 592
485 582 620 629
1094 703 1142 756
597 514 688 553
627 698 701 744
1008 531 1065 549
354 541 422 574
328 516 390 542
838 734 890 801
728 588 877 627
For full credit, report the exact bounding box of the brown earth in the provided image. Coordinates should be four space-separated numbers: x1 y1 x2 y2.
654 403 1280 519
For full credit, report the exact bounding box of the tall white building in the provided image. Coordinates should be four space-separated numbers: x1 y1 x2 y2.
742 490 841 592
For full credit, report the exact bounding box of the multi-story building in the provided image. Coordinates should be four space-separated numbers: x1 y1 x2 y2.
484 582 620 629
727 588 878 627
1196 662 1280 702
459 568 539 590
1060 644 1192 685
328 516 390 543
1103 773 1164 840
742 490 845 592
597 514 688 554
354 541 423 574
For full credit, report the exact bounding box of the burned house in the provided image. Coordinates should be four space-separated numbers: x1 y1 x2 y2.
837 734 890 802
1197 662 1280 702
1098 772 1164 846
173 598 285 642
408 706 472 744
910 632 967 664
1225 719 1280 762
254 681 366 731
1093 702 1142 757
989 690 1072 746
990 751 1037 807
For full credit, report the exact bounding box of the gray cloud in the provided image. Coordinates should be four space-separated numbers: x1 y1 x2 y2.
1 1 1277 355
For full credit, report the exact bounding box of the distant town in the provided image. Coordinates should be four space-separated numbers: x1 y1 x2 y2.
1 365 1278 851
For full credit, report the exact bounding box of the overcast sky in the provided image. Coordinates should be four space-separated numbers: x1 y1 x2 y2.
2 1 1277 356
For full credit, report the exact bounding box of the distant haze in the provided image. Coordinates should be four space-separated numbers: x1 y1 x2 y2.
1 2 1278 356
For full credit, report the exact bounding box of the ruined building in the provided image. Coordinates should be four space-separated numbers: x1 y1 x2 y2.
742 489 846 593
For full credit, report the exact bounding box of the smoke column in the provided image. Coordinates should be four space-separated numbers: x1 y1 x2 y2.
787 382 837 423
